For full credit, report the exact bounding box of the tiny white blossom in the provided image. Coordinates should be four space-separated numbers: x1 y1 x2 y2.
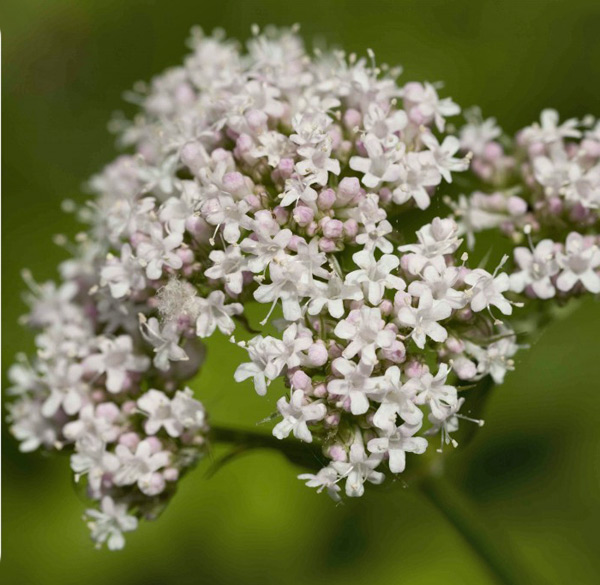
556 232 600 293
85 497 138 550
397 289 452 349
196 290 242 337
368 424 428 474
273 389 327 442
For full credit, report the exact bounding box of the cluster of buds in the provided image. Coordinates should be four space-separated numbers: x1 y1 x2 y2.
7 26 599 548
453 109 600 299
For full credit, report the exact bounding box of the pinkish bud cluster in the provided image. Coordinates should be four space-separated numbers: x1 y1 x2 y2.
453 108 600 299
7 26 599 548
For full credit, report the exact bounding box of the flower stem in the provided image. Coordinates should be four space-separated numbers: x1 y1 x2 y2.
210 424 324 471
209 422 530 585
420 474 529 585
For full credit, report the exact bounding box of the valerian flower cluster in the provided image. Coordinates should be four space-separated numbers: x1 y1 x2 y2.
7 25 599 549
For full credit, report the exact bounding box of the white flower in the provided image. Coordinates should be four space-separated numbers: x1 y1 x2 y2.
234 335 286 395
521 108 581 144
62 402 121 444
368 424 428 473
421 132 470 182
397 289 452 349
101 244 146 299
459 116 502 156
509 240 559 299
85 497 138 550
253 258 306 322
84 336 150 393
273 389 327 442
137 389 182 437
298 466 342 502
408 264 466 309
159 180 202 233
296 139 341 186
464 266 512 315
392 151 442 210
556 232 600 293
372 366 423 431
331 441 384 497
465 335 518 384
204 245 247 294
202 195 252 244
171 388 207 430
346 250 405 305
40 360 87 417
355 218 394 254
70 434 119 492
136 223 183 280
328 358 377 415
113 439 170 495
196 290 242 337
7 398 57 452
280 176 318 207
398 217 462 274
308 273 362 318
403 82 460 131
334 307 396 365
141 317 188 371
363 102 407 140
404 363 457 419
349 134 402 188
240 228 292 273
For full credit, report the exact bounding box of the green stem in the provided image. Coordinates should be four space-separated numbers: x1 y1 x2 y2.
420 474 529 585
210 424 324 471
209 422 530 585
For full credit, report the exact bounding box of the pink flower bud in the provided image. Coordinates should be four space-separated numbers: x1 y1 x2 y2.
343 219 359 238
146 436 163 453
177 247 195 264
119 432 140 450
144 472 166 496
528 142 546 158
246 109 268 131
319 238 337 253
121 401 137 415
318 188 336 210
582 139 600 158
328 443 346 461
234 133 253 155
313 383 327 398
338 177 360 203
483 141 503 161
404 360 428 379
322 218 343 239
380 340 406 363
453 356 477 380
343 108 362 130
307 342 328 367
175 83 195 106
186 216 211 241
223 171 246 196
163 468 180 482
181 142 207 174
408 106 427 126
291 369 311 391
445 337 465 354
273 206 289 225
293 205 314 226
96 402 120 421
277 158 295 179
507 196 527 216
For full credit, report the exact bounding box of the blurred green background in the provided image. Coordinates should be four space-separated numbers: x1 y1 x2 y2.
2 1 600 583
